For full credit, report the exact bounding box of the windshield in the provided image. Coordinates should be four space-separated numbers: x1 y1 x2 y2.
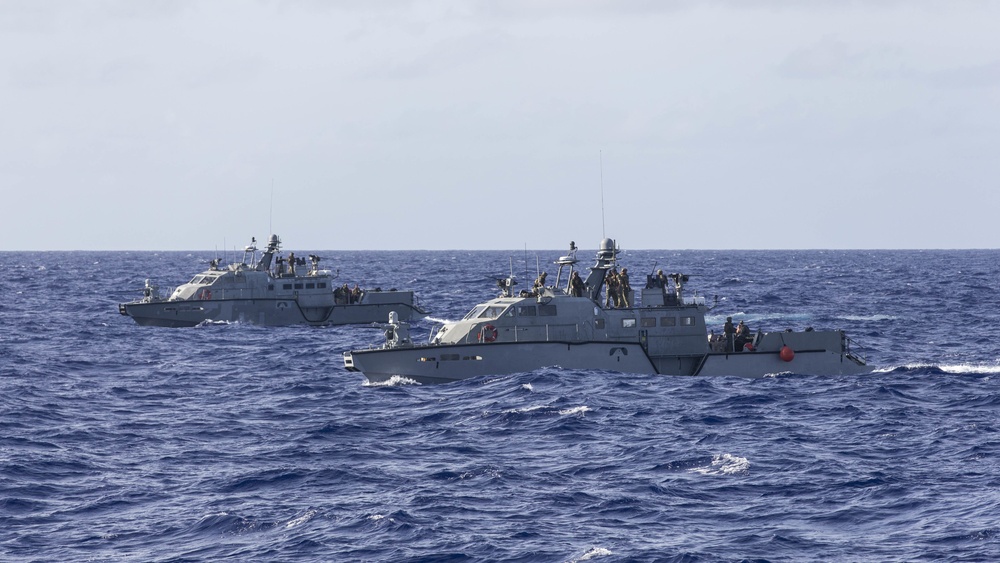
463 305 487 320
478 306 508 319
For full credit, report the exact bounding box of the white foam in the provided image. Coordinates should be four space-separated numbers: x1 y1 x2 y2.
500 405 546 415
876 363 1000 375
363 375 421 387
573 547 613 561
284 509 317 529
841 314 897 321
690 453 750 476
559 406 591 416
934 363 1000 374
423 316 455 324
522 383 534 392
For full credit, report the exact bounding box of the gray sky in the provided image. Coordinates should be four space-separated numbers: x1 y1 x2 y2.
2 0 998 251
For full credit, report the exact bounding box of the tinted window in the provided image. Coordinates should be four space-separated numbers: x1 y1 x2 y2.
681 316 695 326
661 317 676 327
641 317 656 327
518 306 537 316
622 318 636 328
464 305 487 320
479 306 507 319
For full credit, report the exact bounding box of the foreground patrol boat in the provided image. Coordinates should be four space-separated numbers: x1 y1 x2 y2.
120 234 426 327
344 238 869 384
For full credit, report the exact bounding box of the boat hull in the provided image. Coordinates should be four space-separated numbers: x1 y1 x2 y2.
121 297 424 327
344 340 871 384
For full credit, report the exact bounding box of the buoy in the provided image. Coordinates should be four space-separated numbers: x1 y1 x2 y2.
779 345 794 362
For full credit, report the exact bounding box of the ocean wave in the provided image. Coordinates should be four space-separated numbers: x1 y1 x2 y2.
689 453 751 476
841 314 898 321
571 546 613 561
7 249 1000 562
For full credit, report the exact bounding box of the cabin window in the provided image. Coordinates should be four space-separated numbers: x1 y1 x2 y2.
681 316 695 326
294 283 304 290
661 317 676 327
479 306 507 319
517 305 537 317
317 283 327 289
641 317 656 327
306 283 315 289
594 318 605 329
283 284 292 290
622 318 636 328
441 354 460 361
538 304 558 317
464 305 487 320
268 284 274 291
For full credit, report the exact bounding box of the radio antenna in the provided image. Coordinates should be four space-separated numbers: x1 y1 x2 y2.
600 150 606 239
524 243 529 283
269 179 274 236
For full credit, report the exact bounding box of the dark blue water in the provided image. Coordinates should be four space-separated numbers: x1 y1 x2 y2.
2 248 999 562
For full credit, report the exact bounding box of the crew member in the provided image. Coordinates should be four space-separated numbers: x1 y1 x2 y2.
606 269 619 307
735 320 750 351
656 269 668 288
533 272 547 293
724 317 736 352
570 271 586 297
619 268 631 308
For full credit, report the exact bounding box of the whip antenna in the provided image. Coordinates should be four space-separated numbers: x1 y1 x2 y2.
600 150 606 239
270 179 274 235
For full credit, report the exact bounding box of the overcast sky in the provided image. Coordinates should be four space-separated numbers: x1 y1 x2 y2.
2 1 998 251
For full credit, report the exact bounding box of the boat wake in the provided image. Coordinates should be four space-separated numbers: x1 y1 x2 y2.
422 316 456 325
881 363 1000 375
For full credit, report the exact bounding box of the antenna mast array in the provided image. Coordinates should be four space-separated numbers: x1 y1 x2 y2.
600 150 606 239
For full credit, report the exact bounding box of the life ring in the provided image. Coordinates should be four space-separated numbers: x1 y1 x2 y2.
202 289 212 300
479 324 498 343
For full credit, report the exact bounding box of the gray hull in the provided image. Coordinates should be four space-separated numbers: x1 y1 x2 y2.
122 296 423 328
344 340 870 385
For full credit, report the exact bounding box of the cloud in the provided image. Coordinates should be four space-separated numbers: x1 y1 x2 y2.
778 37 866 80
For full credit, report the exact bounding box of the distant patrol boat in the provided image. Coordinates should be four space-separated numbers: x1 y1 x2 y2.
344 237 870 384
119 234 427 327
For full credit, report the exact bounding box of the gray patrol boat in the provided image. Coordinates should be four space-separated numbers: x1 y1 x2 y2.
120 234 427 327
344 238 870 384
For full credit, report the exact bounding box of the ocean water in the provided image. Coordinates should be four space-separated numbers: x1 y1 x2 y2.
2 247 999 562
